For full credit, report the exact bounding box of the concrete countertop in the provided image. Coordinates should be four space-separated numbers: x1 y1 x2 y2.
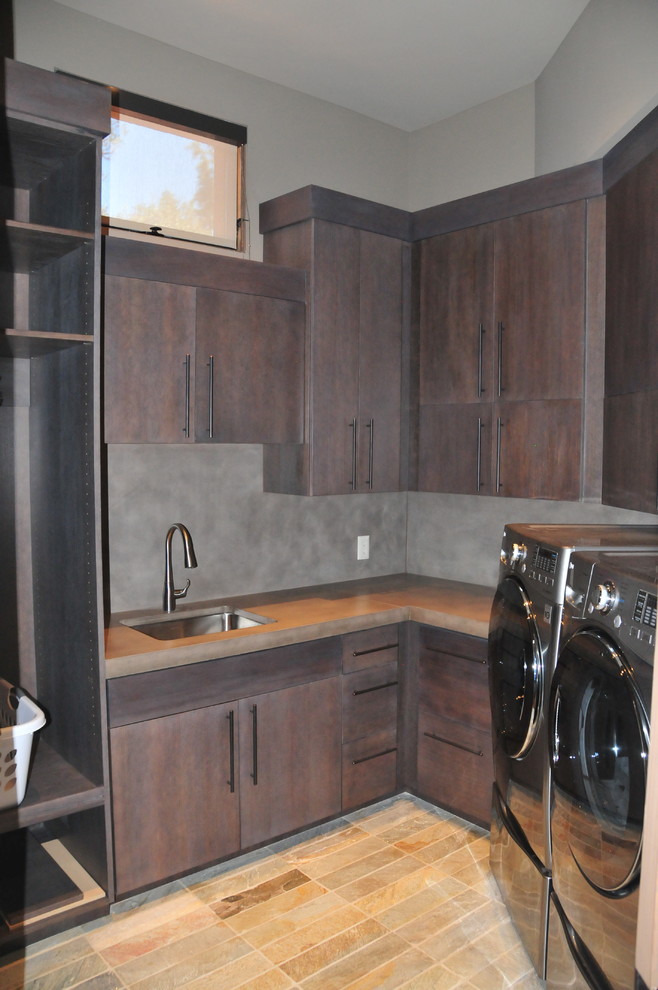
104 573 495 679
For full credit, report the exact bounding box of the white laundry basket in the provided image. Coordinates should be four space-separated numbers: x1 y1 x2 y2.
0 678 46 810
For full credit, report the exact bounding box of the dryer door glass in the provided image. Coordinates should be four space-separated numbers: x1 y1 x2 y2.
488 576 543 759
550 630 649 895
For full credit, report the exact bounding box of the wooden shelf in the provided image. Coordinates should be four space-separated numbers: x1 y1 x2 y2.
0 742 105 835
3 114 96 193
0 219 91 273
0 329 93 357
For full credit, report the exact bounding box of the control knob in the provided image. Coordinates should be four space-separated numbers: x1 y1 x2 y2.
591 581 618 614
509 543 527 564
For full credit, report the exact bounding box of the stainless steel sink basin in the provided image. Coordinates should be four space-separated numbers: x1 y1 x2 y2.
122 606 276 641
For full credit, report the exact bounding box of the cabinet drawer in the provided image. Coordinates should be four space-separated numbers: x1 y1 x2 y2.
342 626 399 673
342 662 398 742
342 729 398 811
418 632 489 731
416 710 493 827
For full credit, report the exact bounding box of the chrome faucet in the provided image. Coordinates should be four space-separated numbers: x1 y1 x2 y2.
163 523 198 613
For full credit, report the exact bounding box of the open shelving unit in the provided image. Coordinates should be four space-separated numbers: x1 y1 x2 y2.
0 58 111 951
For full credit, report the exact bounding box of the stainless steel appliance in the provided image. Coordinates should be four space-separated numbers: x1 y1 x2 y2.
488 524 658 978
547 550 657 990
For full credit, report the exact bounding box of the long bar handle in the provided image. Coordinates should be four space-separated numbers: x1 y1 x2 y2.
207 355 215 439
352 747 397 766
366 418 374 490
424 731 483 758
496 416 503 492
183 354 191 437
477 324 485 398
349 418 357 489
476 417 483 492
497 322 505 396
352 679 399 697
250 703 258 785
226 710 235 793
424 645 486 665
352 643 398 657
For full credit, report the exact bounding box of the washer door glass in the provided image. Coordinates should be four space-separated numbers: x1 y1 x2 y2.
551 630 649 895
488 576 543 759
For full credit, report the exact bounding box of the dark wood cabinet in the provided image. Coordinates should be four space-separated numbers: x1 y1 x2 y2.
108 639 342 895
340 626 399 811
262 200 407 495
104 276 196 443
415 626 492 828
103 238 306 446
418 202 588 500
603 148 658 512
0 60 111 947
111 702 240 895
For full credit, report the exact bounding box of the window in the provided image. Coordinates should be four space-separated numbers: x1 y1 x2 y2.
102 90 246 251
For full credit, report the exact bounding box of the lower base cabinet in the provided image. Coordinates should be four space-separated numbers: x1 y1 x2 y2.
415 626 493 827
110 664 341 897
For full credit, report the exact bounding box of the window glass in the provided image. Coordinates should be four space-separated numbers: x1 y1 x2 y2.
102 106 242 250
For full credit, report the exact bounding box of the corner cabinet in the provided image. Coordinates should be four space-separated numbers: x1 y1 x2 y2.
260 187 411 495
417 198 603 501
103 238 306 445
603 147 658 513
107 639 342 896
0 60 111 946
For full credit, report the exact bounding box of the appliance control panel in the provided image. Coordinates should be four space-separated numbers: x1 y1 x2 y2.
583 554 658 663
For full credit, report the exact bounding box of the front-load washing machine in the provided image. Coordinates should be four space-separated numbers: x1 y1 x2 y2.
488 524 658 978
548 550 657 990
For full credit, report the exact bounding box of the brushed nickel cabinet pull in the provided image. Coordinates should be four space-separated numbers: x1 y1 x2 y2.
424 731 483 758
207 355 215 439
366 418 374 490
477 323 485 397
352 679 398 697
352 747 397 766
352 643 398 657
496 417 503 492
497 322 505 396
183 354 191 437
250 703 258 785
226 709 235 793
424 645 486 664
349 418 357 489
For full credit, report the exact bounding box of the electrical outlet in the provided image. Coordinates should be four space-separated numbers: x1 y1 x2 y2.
357 535 370 560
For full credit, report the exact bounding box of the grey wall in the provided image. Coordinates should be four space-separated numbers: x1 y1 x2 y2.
535 0 658 174
108 446 407 612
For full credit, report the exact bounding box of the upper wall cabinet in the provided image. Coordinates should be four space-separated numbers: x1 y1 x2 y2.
260 187 411 495
418 201 592 501
603 146 658 513
103 238 306 445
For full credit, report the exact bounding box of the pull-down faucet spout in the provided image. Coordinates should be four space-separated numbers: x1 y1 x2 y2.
163 523 198 613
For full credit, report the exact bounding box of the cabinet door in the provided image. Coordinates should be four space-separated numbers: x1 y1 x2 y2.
603 390 658 513
357 231 403 492
494 399 582 501
104 275 196 443
195 288 304 444
310 221 361 493
110 703 239 895
605 149 658 396
494 203 586 402
239 677 341 849
418 404 493 494
420 225 494 405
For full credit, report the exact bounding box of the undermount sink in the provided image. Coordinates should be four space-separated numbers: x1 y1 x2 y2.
122 606 276 641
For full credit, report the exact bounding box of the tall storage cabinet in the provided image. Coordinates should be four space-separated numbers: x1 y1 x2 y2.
260 187 410 496
0 60 111 947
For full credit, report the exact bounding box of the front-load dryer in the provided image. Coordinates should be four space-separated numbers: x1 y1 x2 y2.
548 550 656 990
488 524 658 978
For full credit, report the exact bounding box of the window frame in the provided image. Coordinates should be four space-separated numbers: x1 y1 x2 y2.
103 87 247 252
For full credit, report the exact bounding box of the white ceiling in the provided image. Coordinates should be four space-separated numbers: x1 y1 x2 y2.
56 0 591 131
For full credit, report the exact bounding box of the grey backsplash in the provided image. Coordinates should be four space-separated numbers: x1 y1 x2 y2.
106 444 408 613
107 444 658 614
